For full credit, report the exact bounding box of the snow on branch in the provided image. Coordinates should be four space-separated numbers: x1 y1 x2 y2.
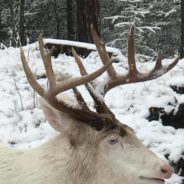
44 39 121 55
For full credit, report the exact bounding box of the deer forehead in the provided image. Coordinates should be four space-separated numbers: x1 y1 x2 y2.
68 120 136 147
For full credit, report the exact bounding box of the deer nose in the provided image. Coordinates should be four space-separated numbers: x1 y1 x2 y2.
160 164 173 179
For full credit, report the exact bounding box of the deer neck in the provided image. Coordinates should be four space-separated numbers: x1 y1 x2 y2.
39 133 97 184
64 144 98 184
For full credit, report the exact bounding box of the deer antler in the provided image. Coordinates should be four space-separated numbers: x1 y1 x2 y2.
71 48 114 117
20 34 114 130
21 26 179 131
91 25 180 94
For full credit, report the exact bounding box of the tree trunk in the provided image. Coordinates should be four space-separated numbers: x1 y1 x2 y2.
56 19 60 39
76 0 100 55
76 0 100 43
19 0 26 46
181 0 184 59
67 0 75 40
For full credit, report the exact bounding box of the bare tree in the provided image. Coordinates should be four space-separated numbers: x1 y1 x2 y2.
19 0 26 45
181 0 184 58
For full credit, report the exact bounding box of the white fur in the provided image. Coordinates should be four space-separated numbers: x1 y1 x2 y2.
0 98 172 184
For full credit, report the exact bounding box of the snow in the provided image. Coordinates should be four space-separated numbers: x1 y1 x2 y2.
105 15 128 23
44 38 121 55
115 22 134 27
137 26 161 33
0 44 184 183
165 9 177 17
118 0 142 3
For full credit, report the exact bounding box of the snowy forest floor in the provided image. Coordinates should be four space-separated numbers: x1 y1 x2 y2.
0 43 184 184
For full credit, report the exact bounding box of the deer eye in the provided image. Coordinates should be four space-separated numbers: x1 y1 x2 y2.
108 138 119 145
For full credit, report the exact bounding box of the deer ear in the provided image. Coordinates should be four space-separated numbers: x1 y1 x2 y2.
39 97 63 132
39 97 72 132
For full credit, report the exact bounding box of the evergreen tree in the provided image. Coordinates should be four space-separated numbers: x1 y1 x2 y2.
0 16 8 43
50 0 64 39
181 0 184 58
101 0 180 61
19 0 26 45
2 0 20 46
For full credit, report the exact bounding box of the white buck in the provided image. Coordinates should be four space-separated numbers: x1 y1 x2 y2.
0 26 179 184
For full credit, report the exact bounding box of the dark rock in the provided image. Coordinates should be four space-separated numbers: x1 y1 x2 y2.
147 107 165 121
161 104 184 129
45 43 119 58
172 157 184 178
45 43 93 58
147 103 184 129
170 85 184 94
148 106 184 178
45 43 72 58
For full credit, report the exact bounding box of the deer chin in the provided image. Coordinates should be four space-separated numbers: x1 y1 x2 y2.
139 176 165 184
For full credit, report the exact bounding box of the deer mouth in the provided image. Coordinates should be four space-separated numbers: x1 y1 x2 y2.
140 176 165 184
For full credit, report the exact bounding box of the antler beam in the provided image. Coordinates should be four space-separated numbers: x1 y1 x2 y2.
91 25 180 94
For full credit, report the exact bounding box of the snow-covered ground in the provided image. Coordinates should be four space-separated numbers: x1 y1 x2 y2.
0 43 183 184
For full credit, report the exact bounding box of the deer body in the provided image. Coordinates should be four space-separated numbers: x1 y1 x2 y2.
0 26 179 184
0 108 173 184
0 135 72 184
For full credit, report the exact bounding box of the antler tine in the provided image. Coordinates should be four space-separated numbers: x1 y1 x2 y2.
91 24 117 80
71 47 88 76
148 54 180 79
39 34 56 93
128 25 138 75
72 87 89 110
38 35 115 98
146 52 163 77
20 48 45 97
22 38 114 99
154 52 162 70
54 58 113 96
72 47 115 117
104 56 180 93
